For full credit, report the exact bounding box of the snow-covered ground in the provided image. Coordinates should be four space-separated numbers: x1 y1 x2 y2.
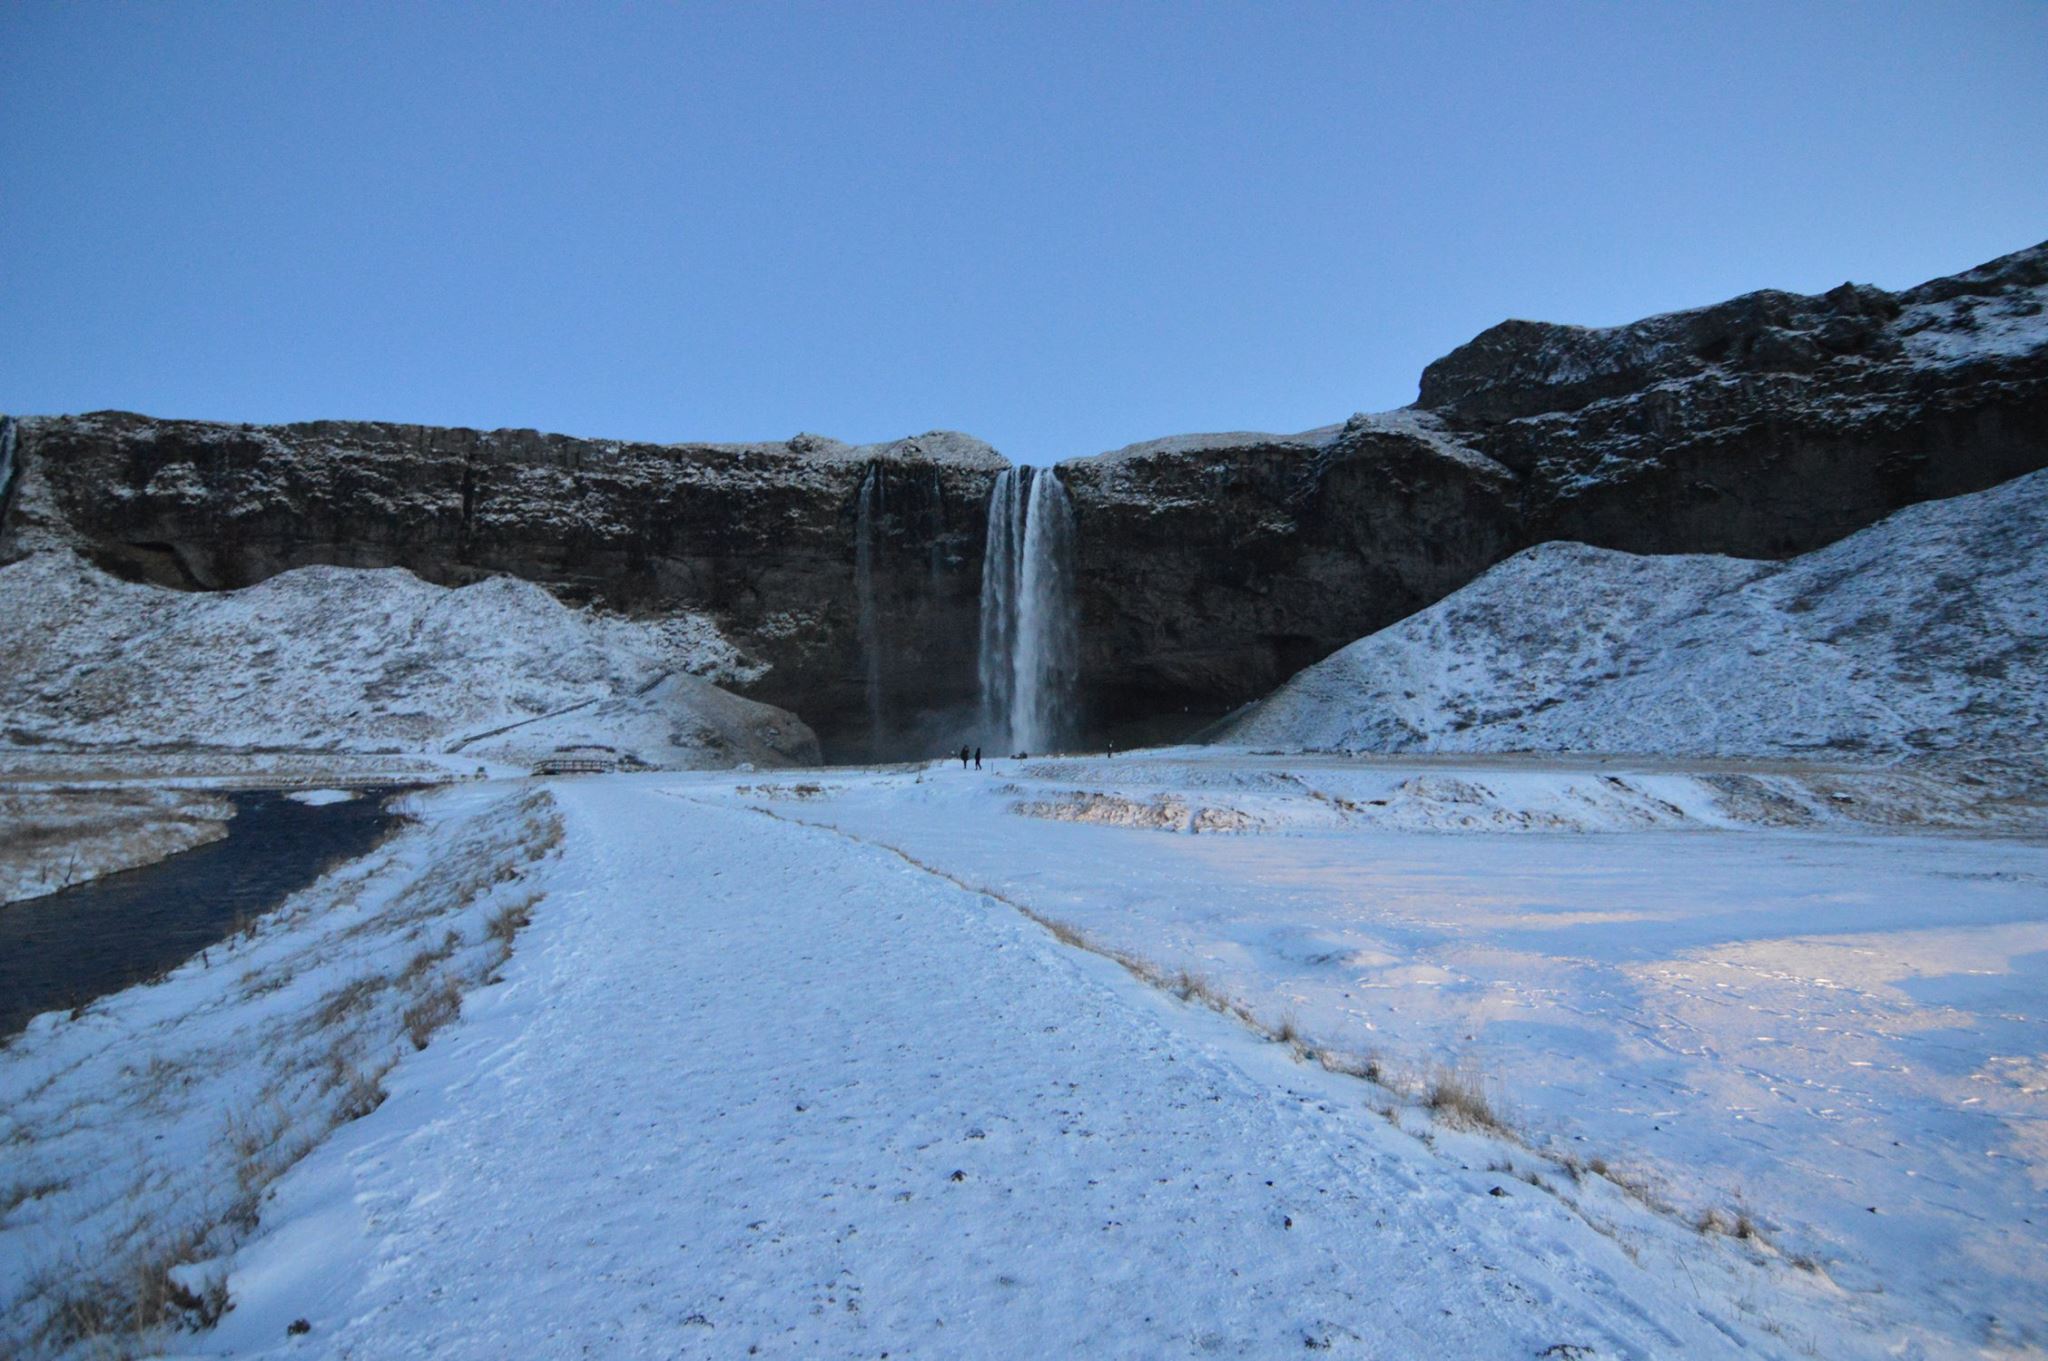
727 754 2048 1356
0 550 817 770
1227 469 2048 761
0 785 235 903
5 755 2041 1358
1 783 562 1357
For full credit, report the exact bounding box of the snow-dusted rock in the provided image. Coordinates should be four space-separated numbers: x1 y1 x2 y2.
1225 467 2048 759
1061 240 2048 733
0 417 1002 757
0 551 818 768
3 240 2042 750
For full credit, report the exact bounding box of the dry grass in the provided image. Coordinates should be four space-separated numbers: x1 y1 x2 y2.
1424 1065 1506 1132
486 898 532 944
1168 967 1225 1008
401 978 462 1051
1032 913 1093 950
30 1219 230 1357
310 972 392 1030
335 1062 390 1122
1695 1205 1765 1245
1317 1050 1383 1084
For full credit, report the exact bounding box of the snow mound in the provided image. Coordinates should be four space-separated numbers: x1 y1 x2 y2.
1227 469 2048 758
0 553 818 769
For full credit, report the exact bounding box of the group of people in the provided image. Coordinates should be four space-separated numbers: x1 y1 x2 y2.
955 738 1115 769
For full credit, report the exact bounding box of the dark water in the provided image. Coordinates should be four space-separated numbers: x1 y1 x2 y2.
0 786 413 1039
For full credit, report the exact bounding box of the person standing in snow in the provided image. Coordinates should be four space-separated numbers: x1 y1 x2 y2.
959 745 970 769
974 747 982 769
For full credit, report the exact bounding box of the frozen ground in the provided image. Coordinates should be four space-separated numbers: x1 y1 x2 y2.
5 755 2042 1358
755 752 2048 1356
1228 469 2048 760
0 786 235 904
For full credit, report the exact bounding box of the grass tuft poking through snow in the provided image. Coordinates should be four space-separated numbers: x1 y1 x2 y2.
1425 1065 1506 1133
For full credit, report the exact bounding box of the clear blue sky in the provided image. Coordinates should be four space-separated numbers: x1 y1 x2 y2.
4 3 2044 464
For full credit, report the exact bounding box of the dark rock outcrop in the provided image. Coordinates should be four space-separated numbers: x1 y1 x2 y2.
5 240 2043 756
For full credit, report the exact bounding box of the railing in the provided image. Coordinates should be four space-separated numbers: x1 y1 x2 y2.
530 757 618 777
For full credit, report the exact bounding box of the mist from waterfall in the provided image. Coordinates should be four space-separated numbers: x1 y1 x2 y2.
854 463 883 748
978 466 1078 754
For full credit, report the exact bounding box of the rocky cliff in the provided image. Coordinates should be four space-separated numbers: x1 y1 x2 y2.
0 418 1003 760
1060 239 2048 733
5 239 2043 756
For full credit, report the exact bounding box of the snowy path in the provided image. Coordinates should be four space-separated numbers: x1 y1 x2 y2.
209 778 1857 1358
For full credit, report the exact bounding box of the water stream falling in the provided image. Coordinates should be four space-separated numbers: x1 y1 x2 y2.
854 463 884 747
977 468 1021 744
0 416 17 512
978 466 1078 753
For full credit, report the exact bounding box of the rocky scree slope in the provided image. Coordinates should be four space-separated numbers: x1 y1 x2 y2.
4 240 2043 751
1224 467 2048 761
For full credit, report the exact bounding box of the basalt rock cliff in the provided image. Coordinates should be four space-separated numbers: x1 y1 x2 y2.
0 421 1003 760
4 239 2044 756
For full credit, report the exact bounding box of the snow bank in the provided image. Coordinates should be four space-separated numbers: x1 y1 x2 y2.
0 783 562 1358
0 786 234 904
1227 468 2048 759
0 552 818 769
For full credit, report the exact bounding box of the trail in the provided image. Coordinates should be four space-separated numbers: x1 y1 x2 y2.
209 777 1854 1358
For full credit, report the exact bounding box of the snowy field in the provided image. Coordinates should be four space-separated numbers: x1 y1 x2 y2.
4 753 2042 1358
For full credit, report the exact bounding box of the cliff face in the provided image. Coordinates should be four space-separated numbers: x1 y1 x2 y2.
1419 241 2048 557
0 417 1004 759
1056 413 1521 733
5 240 2044 756
1057 240 2048 730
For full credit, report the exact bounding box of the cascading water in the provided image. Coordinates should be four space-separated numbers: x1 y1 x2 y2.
854 463 884 749
977 468 1021 745
977 465 1078 754
1014 468 1079 753
0 417 17 510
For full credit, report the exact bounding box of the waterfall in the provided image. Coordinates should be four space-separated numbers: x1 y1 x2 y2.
977 468 1021 745
855 463 884 748
1014 467 1078 753
0 417 17 508
977 465 1077 754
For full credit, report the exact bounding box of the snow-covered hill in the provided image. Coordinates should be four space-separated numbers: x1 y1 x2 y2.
1225 468 2048 759
0 551 819 769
